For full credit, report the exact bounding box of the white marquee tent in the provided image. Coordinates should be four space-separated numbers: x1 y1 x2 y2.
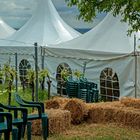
0 0 80 74
44 13 140 98
0 0 80 46
0 0 80 94
0 18 15 39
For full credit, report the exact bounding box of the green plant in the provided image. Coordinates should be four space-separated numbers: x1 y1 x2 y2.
61 68 71 81
73 70 83 79
39 69 51 99
27 69 35 102
2 64 16 105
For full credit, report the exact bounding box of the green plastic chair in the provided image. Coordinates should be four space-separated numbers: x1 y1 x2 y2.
0 107 18 140
14 93 48 140
0 103 31 140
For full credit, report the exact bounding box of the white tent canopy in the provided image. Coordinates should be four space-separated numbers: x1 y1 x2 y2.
44 14 140 98
0 18 15 39
0 0 80 46
46 13 140 60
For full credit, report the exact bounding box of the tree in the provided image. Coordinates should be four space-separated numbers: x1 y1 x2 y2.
65 0 140 34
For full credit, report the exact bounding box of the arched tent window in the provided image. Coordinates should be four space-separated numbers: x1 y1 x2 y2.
100 68 120 101
19 59 31 87
56 63 72 95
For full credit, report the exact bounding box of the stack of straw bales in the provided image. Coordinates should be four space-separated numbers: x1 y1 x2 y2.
45 97 88 124
31 109 71 135
32 96 140 133
88 101 140 129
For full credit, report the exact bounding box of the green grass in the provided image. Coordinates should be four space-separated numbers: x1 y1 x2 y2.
0 85 48 114
47 123 140 140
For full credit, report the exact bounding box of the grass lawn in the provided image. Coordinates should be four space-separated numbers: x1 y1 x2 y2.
30 123 140 140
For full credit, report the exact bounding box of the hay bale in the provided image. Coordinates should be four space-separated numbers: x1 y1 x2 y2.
31 109 71 135
120 97 140 109
64 98 87 124
45 97 69 109
45 100 60 109
88 102 140 129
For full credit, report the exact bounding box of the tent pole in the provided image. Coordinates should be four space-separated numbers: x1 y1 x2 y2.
15 53 18 92
34 43 39 101
83 62 87 77
41 46 45 70
134 34 137 98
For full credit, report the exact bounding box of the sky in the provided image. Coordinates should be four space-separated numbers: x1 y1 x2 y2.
0 0 106 29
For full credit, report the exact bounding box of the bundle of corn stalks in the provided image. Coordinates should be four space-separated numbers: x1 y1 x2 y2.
31 109 71 135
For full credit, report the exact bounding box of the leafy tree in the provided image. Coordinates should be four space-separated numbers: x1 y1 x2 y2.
65 0 140 34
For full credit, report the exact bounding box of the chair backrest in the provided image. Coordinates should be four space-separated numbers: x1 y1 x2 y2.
14 93 25 105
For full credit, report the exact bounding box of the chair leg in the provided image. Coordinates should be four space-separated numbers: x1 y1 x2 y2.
16 125 23 140
12 127 18 140
42 116 48 140
4 131 10 140
0 132 2 139
27 121 32 140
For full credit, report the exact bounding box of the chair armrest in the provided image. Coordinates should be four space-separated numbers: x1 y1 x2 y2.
18 103 42 118
0 112 12 131
22 100 45 113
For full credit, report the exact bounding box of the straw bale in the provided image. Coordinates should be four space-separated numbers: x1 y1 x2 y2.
64 98 88 124
120 97 140 109
45 97 69 109
45 100 60 109
88 102 140 129
31 109 71 135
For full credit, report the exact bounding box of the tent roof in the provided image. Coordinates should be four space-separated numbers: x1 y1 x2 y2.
0 0 80 46
0 18 15 39
49 13 140 52
46 13 140 60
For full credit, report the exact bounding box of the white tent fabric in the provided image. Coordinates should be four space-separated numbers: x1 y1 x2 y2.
46 13 140 60
0 18 15 39
0 0 80 46
44 14 140 98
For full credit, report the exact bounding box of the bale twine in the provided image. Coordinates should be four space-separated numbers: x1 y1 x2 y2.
31 109 71 135
64 98 87 125
88 102 140 129
120 97 140 109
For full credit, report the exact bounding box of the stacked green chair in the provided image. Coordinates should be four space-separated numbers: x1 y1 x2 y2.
0 107 18 140
66 81 79 98
78 81 99 103
87 82 99 102
14 93 48 140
